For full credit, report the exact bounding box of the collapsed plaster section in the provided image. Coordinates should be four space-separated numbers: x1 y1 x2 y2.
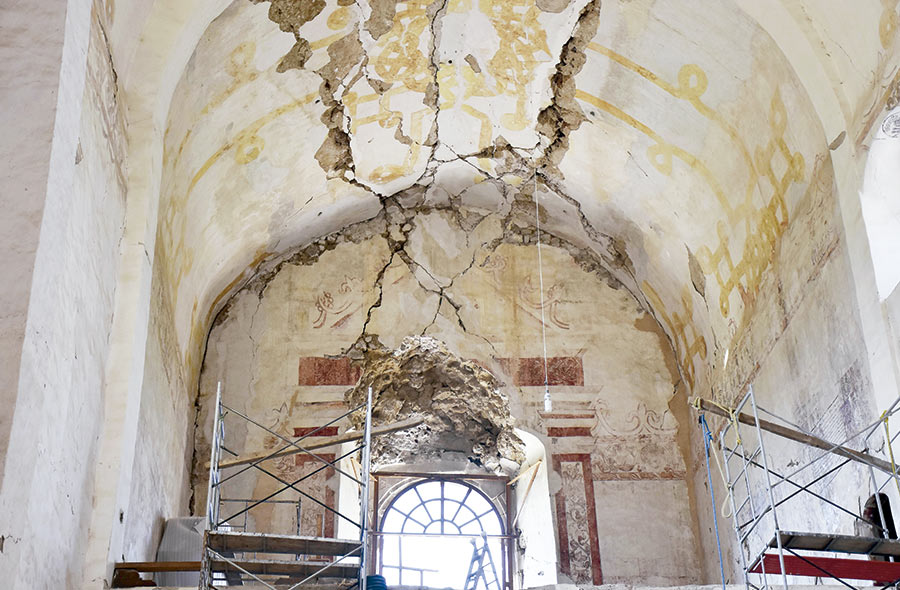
535 0 600 172
233 0 686 385
345 335 525 473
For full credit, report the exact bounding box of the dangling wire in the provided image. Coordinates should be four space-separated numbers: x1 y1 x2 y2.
532 169 552 412
700 414 728 590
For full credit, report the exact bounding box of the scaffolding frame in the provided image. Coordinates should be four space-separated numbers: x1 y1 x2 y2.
712 385 900 590
199 384 374 590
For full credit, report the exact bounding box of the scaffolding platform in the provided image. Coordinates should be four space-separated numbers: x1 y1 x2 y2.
200 385 375 589
693 386 900 590
209 557 359 579
766 530 900 558
750 553 900 582
208 530 363 557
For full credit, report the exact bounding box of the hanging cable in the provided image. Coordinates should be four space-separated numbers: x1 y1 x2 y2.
700 414 728 590
533 170 552 412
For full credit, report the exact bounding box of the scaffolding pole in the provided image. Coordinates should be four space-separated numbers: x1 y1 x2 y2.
199 383 379 589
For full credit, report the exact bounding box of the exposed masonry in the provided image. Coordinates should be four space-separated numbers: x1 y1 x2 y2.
198 201 649 497
345 336 525 474
248 0 610 219
536 0 601 173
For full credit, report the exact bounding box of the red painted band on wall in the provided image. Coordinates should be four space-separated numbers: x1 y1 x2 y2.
293 426 340 438
298 357 362 386
552 453 603 584
497 357 584 386
547 427 592 438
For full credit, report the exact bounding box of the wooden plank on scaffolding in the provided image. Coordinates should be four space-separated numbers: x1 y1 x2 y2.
750 552 900 581
770 531 900 558
213 416 424 469
113 561 201 572
210 557 358 578
207 530 362 556
691 397 896 475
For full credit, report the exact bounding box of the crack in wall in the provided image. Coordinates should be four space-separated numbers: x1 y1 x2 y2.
535 0 601 174
235 0 682 388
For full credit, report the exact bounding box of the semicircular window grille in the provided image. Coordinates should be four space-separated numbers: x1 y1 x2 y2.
379 479 506 590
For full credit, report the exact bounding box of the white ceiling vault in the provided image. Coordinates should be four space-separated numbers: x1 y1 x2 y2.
113 0 900 396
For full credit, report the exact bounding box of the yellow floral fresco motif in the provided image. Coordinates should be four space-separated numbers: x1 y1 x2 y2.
577 46 807 389
579 47 805 316
163 92 318 296
342 0 435 184
438 0 553 162
643 282 707 392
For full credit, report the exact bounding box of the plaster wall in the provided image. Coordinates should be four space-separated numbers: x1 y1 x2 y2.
885 283 900 400
0 0 68 467
194 209 702 586
689 156 881 583
0 2 127 587
119 256 194 561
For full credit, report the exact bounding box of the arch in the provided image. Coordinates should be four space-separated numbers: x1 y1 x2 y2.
860 107 900 300
379 479 506 590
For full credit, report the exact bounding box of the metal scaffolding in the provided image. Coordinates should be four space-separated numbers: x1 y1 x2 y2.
199 384 374 590
702 386 900 590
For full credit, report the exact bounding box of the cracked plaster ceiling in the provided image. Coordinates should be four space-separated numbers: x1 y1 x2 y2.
158 0 843 395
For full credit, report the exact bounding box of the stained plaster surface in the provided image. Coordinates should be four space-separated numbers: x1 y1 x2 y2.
151 0 851 429
688 157 881 582
195 208 701 585
0 2 127 589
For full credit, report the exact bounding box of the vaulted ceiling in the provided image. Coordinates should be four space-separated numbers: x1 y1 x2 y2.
111 0 900 395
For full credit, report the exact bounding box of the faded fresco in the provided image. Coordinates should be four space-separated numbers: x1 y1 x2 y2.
196 209 700 585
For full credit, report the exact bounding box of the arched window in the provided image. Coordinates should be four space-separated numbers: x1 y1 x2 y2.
860 106 900 300
378 479 506 590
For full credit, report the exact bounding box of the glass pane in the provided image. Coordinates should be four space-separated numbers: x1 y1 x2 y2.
402 518 425 534
409 505 430 526
417 480 442 501
423 498 443 522
382 510 404 532
444 481 468 502
392 489 420 514
452 504 478 527
465 492 491 516
480 515 501 535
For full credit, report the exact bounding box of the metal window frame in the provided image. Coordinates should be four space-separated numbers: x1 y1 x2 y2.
372 472 515 590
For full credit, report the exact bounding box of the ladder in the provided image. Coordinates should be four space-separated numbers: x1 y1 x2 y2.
463 534 500 590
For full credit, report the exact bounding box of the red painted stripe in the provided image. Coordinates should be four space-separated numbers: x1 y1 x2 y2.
298 357 361 386
496 357 585 386
547 427 592 437
552 453 603 584
293 426 339 438
751 553 900 581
